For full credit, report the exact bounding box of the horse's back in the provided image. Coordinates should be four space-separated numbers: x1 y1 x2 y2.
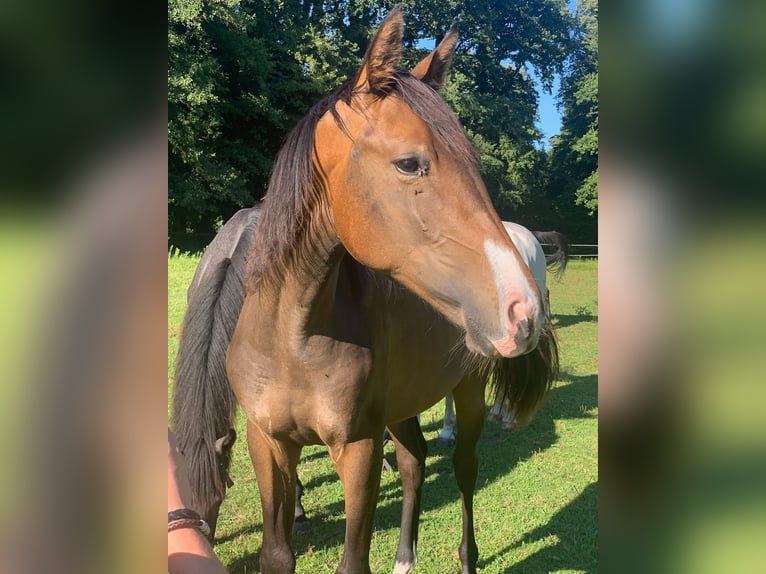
188 206 261 298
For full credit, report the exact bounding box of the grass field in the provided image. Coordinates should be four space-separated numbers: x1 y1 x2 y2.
168 256 598 573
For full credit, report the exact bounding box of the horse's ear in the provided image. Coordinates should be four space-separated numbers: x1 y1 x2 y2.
354 4 404 94
411 24 458 90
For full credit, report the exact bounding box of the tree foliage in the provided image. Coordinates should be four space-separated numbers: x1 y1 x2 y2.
168 0 596 250
168 0 325 250
545 0 598 242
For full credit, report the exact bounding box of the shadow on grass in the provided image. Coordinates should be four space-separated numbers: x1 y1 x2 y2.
479 482 598 573
227 548 261 574
553 313 598 328
214 524 260 546
220 371 596 572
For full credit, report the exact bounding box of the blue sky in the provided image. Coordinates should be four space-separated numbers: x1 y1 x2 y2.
534 0 579 149
533 73 561 150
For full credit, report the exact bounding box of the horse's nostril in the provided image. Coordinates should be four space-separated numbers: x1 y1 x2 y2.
519 317 534 340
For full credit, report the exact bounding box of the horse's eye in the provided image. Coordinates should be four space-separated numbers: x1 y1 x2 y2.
394 157 427 176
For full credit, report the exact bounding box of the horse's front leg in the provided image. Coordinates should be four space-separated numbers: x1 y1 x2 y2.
329 434 384 574
452 377 487 574
246 420 302 574
387 417 427 574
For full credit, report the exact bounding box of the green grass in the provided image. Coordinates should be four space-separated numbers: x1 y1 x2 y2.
168 256 598 573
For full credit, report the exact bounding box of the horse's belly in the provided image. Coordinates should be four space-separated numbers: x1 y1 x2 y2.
382 368 464 424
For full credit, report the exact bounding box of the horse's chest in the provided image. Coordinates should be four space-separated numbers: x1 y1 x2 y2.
231 333 376 445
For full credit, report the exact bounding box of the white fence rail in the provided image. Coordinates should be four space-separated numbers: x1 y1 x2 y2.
540 243 598 259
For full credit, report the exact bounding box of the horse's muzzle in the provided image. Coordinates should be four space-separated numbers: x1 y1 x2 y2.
490 295 541 357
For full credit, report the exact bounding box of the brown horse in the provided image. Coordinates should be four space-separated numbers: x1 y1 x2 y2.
174 6 557 574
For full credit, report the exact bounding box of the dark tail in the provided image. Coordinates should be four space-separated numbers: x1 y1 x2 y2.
489 318 559 427
533 230 570 279
171 255 246 515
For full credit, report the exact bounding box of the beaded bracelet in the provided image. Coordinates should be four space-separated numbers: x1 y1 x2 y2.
168 509 211 537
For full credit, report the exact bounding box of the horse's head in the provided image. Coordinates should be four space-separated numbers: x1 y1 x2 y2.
315 7 543 358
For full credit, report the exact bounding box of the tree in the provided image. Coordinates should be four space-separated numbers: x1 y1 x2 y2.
546 0 598 242
168 0 325 251
168 1 581 249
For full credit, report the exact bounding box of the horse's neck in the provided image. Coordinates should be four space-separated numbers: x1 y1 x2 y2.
251 215 467 374
254 220 369 349
247 227 472 412
293 247 364 335
364 269 471 366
